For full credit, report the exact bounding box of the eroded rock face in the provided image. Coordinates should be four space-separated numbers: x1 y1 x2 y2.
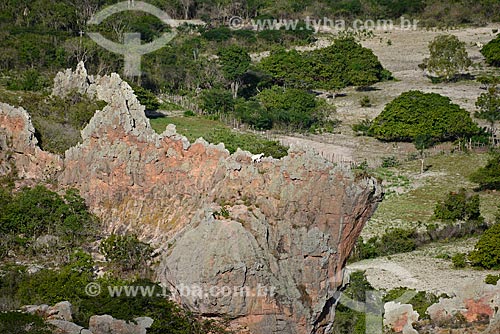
1 63 383 334
0 103 62 180
426 280 499 328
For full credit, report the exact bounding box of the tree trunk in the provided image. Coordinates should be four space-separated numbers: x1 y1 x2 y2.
231 81 239 99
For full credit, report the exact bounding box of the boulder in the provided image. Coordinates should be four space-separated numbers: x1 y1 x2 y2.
384 302 419 333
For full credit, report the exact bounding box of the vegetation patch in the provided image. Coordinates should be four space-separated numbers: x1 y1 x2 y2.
369 91 479 143
258 38 391 91
149 116 288 158
481 35 500 67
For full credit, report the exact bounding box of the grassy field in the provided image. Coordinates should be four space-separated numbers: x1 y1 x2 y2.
149 115 228 142
363 152 500 238
149 115 289 158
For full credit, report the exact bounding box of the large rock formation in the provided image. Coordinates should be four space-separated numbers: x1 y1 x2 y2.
0 63 383 334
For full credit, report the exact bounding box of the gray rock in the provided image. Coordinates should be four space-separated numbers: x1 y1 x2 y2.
47 320 83 334
89 314 153 334
384 302 419 334
47 301 73 321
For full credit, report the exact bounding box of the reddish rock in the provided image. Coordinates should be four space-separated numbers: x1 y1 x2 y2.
1 63 384 334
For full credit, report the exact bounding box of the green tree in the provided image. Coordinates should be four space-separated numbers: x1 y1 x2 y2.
481 34 500 67
370 91 479 142
414 133 434 174
217 46 251 98
470 152 500 190
469 222 500 269
422 35 472 81
434 189 482 222
475 85 500 144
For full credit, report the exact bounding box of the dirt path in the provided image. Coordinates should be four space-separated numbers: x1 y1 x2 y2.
347 237 498 296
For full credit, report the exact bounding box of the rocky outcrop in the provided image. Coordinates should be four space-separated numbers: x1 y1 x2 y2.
21 302 152 334
0 103 62 180
426 280 499 330
23 301 73 322
1 63 383 334
384 302 419 334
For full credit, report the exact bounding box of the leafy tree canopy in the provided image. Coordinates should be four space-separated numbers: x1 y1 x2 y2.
421 35 472 81
369 90 479 142
469 222 500 269
470 152 500 190
258 38 391 91
481 34 500 67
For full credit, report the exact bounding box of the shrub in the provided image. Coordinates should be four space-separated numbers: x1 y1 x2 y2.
132 86 160 111
381 156 399 168
359 96 372 107
369 91 479 142
202 27 232 42
470 152 500 190
99 234 153 273
6 69 50 91
0 185 96 246
0 312 53 334
434 189 482 222
183 110 196 117
255 86 330 131
200 89 234 115
452 253 467 268
258 38 390 90
481 35 500 67
352 119 373 136
379 228 417 255
485 274 500 285
469 223 500 269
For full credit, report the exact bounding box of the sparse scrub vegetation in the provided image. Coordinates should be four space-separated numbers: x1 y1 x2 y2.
434 189 482 222
0 185 98 259
0 89 106 154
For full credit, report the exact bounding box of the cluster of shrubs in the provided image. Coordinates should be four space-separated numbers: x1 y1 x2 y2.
0 183 230 333
0 251 229 334
204 128 289 158
351 189 488 261
0 185 98 259
258 38 392 91
481 34 500 67
201 86 337 132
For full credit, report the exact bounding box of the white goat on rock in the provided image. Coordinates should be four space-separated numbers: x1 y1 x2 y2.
251 153 264 163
